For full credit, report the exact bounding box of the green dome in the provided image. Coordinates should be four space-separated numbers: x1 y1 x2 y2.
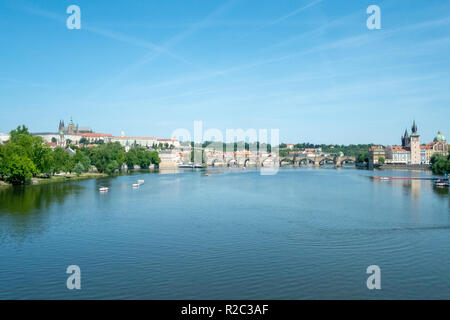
434 131 446 142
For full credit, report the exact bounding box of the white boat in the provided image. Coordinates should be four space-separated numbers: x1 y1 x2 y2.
132 183 140 188
99 187 109 192
434 179 449 188
179 164 204 169
137 179 144 184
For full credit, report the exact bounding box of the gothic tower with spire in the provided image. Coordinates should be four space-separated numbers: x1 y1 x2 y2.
410 120 421 164
401 129 410 147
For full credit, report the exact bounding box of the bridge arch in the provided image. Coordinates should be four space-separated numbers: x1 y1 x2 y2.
279 158 293 166
319 157 336 166
337 156 356 167
261 157 275 167
298 158 315 166
211 158 223 167
227 159 238 167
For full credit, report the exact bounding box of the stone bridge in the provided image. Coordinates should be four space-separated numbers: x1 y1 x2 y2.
206 153 279 168
279 155 356 167
205 153 355 168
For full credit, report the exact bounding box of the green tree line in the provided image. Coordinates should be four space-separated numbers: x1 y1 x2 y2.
0 126 161 185
278 143 374 160
430 154 450 175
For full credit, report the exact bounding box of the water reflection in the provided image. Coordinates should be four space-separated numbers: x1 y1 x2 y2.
433 185 450 197
0 183 83 215
0 183 84 243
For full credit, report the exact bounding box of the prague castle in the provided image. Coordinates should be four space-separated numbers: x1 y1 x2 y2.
32 118 179 149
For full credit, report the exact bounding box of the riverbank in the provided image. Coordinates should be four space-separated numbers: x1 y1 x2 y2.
376 163 431 171
0 172 109 187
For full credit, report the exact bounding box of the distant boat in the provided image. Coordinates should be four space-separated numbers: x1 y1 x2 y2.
137 179 144 184
434 178 449 188
179 164 204 169
132 183 140 188
99 187 109 192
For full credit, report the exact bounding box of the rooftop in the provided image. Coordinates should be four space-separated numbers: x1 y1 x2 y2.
434 131 446 142
81 132 112 137
112 136 156 140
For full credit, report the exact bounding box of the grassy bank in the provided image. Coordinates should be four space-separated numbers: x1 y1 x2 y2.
33 173 108 185
0 172 108 187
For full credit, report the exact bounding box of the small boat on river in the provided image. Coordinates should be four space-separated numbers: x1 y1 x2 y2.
434 178 449 188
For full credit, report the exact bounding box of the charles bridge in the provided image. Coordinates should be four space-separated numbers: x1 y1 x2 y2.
204 152 356 168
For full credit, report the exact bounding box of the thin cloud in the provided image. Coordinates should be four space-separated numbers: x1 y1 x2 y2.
240 0 323 39
15 3 188 64
92 0 238 94
267 0 323 26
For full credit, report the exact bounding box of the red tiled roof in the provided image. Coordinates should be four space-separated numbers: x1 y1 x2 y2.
81 133 112 137
112 136 156 140
391 146 409 152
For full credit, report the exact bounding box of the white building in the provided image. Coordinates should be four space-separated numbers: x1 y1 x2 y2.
158 151 182 169
111 136 157 148
157 137 180 148
385 146 411 164
34 132 84 147
0 133 10 144
80 133 112 143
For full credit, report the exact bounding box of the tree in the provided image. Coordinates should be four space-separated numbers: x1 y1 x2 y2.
53 147 72 173
2 153 36 185
125 147 160 169
431 154 450 175
9 125 30 142
51 137 57 143
34 145 55 177
91 142 125 173
357 152 369 163
72 149 90 173
74 162 85 176
378 157 385 164
105 160 119 176
125 148 139 169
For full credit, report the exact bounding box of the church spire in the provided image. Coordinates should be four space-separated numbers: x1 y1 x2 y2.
411 120 417 134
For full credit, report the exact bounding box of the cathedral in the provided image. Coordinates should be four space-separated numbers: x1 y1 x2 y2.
58 118 92 135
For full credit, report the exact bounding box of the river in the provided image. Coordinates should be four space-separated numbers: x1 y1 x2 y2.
0 168 449 299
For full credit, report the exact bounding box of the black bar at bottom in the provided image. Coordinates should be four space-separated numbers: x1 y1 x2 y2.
0 300 447 319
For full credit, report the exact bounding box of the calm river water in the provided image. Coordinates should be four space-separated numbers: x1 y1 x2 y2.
0 168 449 299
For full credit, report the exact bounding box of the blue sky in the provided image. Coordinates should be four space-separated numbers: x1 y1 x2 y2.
0 0 449 144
